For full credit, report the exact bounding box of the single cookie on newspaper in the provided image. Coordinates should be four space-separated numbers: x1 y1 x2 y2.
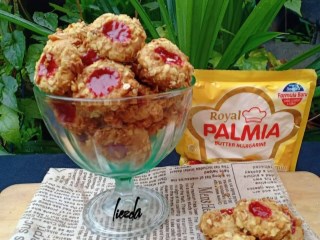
233 198 291 240
199 198 304 240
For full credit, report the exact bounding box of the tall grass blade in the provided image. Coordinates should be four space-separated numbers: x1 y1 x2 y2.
307 57 320 77
0 9 52 36
166 0 177 32
129 0 159 39
190 0 207 62
217 0 286 69
220 0 243 53
276 44 320 70
175 0 193 57
49 3 73 15
194 0 229 68
241 32 283 56
157 0 177 44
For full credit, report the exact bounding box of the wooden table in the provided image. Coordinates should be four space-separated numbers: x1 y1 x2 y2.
0 172 319 239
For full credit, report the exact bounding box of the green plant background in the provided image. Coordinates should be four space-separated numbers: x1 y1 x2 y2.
0 0 319 154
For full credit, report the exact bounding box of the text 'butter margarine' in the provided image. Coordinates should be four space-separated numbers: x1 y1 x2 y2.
176 69 317 171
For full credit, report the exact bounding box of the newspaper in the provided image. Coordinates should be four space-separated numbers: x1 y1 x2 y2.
11 159 319 240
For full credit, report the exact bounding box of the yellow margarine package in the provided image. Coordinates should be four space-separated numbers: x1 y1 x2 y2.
176 69 317 171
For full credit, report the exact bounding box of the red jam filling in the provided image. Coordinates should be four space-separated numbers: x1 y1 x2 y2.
81 49 100 66
188 159 202 165
106 144 127 159
38 54 58 77
102 20 131 43
249 201 272 218
291 219 296 234
220 208 234 215
52 103 76 123
154 47 183 66
87 68 120 97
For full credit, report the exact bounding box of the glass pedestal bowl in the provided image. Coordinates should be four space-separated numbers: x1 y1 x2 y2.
34 85 192 238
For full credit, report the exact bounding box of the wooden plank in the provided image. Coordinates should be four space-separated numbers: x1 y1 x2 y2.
279 171 320 236
0 184 40 240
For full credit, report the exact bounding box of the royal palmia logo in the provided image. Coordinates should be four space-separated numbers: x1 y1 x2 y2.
278 83 308 107
242 107 267 123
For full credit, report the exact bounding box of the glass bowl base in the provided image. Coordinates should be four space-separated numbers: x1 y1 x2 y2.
83 186 170 238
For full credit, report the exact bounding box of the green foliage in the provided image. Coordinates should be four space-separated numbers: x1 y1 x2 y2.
217 0 286 69
235 48 282 70
0 76 21 146
33 12 58 31
129 0 159 39
0 105 21 145
0 75 18 111
0 9 53 36
130 0 286 69
25 44 45 82
1 30 25 69
0 0 139 154
0 2 60 154
284 0 301 16
0 0 319 153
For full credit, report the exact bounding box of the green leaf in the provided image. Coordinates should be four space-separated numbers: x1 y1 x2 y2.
0 75 18 111
217 0 286 69
156 25 167 38
240 32 283 56
20 126 41 143
0 9 53 36
209 51 222 68
284 0 301 16
2 76 17 93
33 12 58 31
0 105 21 145
143 2 159 11
129 0 160 39
25 44 44 82
1 30 26 69
235 49 269 70
0 62 14 78
276 44 320 70
18 98 42 120
30 34 48 43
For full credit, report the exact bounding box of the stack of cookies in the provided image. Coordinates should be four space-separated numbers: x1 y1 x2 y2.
34 13 194 165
